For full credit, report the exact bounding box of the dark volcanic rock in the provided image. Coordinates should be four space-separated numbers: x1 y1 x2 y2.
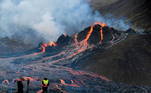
76 34 151 86
77 27 90 42
56 34 73 46
0 37 35 57
45 46 59 53
77 24 122 45
88 24 104 44
126 28 136 34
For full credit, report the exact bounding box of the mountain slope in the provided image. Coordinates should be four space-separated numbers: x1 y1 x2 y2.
0 22 151 92
91 0 151 30
76 34 151 86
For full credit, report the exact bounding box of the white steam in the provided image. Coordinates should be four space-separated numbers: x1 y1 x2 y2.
0 0 130 44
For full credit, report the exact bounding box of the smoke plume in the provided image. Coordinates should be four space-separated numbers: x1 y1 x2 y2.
0 0 130 45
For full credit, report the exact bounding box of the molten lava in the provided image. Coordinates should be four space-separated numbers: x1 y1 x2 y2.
83 22 107 45
22 76 39 81
15 77 39 82
68 22 107 58
47 41 57 47
35 22 107 59
60 79 80 87
40 41 57 53
49 22 108 63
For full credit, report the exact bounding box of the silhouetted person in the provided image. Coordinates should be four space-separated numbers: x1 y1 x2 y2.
17 80 24 93
26 79 30 93
42 78 49 93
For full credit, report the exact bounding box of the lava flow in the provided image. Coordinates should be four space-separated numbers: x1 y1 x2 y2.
38 22 107 54
68 22 107 59
83 22 107 46
36 22 108 64
40 41 57 53
60 79 80 87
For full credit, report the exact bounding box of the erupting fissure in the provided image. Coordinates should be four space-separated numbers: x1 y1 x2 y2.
65 22 107 60
40 41 57 52
38 22 107 54
83 22 107 45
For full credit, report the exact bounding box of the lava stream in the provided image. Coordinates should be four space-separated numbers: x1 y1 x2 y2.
83 22 107 45
40 41 57 53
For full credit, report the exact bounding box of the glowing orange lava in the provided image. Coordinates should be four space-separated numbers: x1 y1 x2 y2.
15 77 39 82
40 41 57 53
33 22 107 60
60 79 80 87
83 22 107 45
22 76 39 81
46 22 107 64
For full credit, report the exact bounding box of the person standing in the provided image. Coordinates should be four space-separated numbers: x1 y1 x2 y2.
17 80 24 93
26 79 30 93
42 78 49 93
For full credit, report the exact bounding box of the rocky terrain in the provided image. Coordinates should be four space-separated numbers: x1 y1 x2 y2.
0 23 151 92
0 0 151 92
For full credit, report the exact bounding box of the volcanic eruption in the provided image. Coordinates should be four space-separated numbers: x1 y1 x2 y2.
40 41 57 53
38 22 109 58
0 0 151 93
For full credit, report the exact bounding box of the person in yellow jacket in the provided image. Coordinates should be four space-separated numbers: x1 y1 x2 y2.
42 78 49 93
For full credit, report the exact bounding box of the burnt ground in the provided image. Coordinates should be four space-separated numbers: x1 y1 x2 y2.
76 34 151 86
0 0 151 92
0 29 151 92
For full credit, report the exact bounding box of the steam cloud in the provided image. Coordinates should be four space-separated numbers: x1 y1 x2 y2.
0 0 130 45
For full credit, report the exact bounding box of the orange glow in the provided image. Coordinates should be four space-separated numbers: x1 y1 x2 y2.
34 22 107 57
83 22 107 45
15 77 39 81
64 68 110 81
94 22 107 43
60 79 80 87
44 22 107 64
83 25 94 45
49 22 107 62
22 76 39 81
40 43 48 52
40 41 57 53
47 41 57 47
